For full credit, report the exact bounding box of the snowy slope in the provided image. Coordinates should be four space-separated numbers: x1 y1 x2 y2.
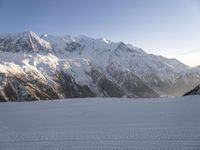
0 52 98 101
43 33 199 96
0 96 200 149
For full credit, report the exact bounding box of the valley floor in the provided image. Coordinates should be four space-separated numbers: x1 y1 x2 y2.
0 96 200 150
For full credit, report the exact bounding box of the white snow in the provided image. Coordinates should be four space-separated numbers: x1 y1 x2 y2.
0 96 200 149
0 31 52 50
41 34 72 49
44 34 192 85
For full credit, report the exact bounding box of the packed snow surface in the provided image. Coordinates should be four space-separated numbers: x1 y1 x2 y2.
0 96 200 150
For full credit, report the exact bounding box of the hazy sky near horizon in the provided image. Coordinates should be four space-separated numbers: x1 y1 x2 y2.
0 0 200 66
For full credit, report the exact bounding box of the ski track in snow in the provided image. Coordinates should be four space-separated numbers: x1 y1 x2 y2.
0 96 200 150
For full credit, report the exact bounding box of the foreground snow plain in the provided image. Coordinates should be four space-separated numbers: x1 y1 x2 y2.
0 96 200 150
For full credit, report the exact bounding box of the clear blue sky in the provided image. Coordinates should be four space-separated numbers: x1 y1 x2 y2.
0 0 200 66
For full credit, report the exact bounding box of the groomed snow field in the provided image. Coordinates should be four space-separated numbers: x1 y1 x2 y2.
0 96 200 150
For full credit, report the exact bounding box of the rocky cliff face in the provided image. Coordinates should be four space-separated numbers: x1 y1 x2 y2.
184 84 200 96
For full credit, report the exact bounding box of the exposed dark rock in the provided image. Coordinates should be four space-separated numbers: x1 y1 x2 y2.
57 71 96 98
184 84 200 96
106 63 160 98
90 68 126 97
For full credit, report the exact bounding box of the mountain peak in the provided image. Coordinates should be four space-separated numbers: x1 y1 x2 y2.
40 33 48 38
117 42 126 48
0 31 52 53
23 30 35 35
97 37 111 44
76 35 94 41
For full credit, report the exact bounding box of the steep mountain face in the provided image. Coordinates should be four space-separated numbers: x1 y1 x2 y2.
0 31 199 101
0 31 52 53
184 84 200 96
42 34 199 96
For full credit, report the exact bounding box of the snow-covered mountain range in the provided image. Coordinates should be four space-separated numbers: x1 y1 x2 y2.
0 31 199 101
